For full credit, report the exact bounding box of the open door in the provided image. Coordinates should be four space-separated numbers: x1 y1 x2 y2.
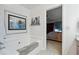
46 6 62 55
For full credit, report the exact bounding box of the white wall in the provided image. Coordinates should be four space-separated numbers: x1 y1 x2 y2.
0 4 31 54
30 4 79 55
30 4 61 52
62 4 79 55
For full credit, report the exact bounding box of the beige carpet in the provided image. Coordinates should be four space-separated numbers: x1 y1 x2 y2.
37 40 62 55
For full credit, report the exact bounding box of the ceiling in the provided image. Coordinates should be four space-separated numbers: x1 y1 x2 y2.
21 4 61 10
21 4 41 9
47 6 62 23
21 4 62 23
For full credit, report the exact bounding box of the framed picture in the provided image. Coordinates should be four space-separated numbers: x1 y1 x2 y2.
4 10 27 34
31 16 40 25
8 14 26 30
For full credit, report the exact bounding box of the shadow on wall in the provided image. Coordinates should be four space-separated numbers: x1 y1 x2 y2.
67 39 76 55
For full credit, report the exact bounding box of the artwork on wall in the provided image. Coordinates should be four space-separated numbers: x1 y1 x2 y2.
4 10 27 34
31 16 40 25
8 14 26 30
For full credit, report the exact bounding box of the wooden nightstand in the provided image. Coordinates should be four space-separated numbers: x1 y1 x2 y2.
54 32 62 42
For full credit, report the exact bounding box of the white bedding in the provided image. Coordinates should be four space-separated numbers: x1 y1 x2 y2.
47 31 55 40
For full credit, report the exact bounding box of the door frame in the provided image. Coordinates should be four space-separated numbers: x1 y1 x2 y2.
46 5 62 54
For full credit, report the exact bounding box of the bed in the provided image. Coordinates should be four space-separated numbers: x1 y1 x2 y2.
47 31 55 40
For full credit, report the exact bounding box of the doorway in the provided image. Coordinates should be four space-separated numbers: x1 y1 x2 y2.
46 6 62 55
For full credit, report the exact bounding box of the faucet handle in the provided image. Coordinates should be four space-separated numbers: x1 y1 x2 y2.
0 46 5 50
3 37 6 39
0 42 4 45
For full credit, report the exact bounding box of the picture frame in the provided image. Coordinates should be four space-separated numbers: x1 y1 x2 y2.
4 10 27 34
8 14 26 30
31 16 40 25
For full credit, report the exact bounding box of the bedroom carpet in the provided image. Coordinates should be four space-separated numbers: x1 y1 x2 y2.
37 40 62 55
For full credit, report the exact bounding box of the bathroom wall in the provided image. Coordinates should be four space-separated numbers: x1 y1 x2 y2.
30 4 78 55
0 4 31 54
62 4 79 55
30 4 61 52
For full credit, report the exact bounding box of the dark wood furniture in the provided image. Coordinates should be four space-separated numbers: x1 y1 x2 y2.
54 32 62 42
47 23 54 34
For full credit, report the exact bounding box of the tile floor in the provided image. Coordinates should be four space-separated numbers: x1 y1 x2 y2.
37 40 62 55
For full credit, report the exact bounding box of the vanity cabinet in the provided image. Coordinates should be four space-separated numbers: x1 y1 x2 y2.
5 39 20 50
5 38 27 50
2 35 28 55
